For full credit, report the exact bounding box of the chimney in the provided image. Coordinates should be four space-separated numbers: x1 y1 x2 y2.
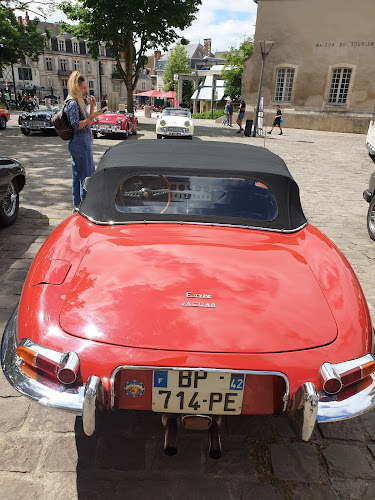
154 50 161 62
25 11 30 22
18 16 23 25
204 38 212 57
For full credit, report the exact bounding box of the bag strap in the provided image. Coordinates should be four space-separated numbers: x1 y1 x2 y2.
63 99 85 121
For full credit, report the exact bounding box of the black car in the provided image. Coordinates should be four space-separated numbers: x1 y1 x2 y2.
18 105 60 136
0 158 26 226
363 171 375 240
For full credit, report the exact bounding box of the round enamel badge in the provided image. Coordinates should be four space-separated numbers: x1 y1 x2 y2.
124 380 145 398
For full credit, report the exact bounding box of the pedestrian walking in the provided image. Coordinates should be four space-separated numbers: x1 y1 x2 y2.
267 105 283 135
222 101 230 125
236 100 246 133
65 71 104 210
228 100 233 127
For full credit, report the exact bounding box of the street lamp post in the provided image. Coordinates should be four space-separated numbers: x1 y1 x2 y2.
252 40 275 137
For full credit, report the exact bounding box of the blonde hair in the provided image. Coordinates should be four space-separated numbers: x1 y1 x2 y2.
66 71 86 116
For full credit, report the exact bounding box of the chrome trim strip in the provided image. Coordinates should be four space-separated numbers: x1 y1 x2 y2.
109 364 290 411
82 375 105 436
19 337 63 364
78 213 308 234
1 307 84 414
317 373 375 423
288 382 318 441
332 354 375 375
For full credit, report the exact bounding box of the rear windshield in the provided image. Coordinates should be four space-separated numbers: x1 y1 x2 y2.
115 174 278 222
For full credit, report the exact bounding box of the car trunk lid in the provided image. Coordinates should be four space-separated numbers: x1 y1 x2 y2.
59 234 337 353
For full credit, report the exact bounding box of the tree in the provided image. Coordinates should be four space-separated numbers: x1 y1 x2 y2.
162 42 192 102
59 0 202 113
0 2 49 69
222 37 253 102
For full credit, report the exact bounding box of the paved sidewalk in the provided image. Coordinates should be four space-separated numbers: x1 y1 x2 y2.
0 115 374 499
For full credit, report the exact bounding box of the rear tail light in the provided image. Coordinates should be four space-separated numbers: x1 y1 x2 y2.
340 360 375 387
320 356 375 395
16 339 80 385
16 345 60 378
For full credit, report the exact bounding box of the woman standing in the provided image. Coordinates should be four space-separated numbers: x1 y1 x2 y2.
236 100 246 133
65 71 104 210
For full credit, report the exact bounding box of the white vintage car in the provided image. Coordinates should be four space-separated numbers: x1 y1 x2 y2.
156 108 194 139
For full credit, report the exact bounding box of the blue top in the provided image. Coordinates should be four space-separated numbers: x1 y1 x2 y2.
66 99 91 135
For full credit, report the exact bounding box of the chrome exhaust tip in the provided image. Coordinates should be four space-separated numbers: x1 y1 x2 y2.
162 414 178 456
208 417 222 459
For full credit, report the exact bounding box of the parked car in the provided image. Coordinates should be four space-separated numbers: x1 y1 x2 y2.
363 171 375 240
363 121 375 240
1 141 374 458
156 107 194 139
0 157 26 226
0 108 10 129
91 110 138 139
18 105 61 135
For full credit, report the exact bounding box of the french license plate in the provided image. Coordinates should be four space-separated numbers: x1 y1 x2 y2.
27 121 44 129
99 126 118 133
152 370 245 414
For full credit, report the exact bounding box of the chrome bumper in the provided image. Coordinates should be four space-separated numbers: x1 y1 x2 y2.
317 374 375 423
19 124 54 130
162 132 192 137
289 356 375 441
92 126 123 133
1 308 104 435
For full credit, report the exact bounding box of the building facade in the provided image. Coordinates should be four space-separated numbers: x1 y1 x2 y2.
155 39 224 92
0 18 151 105
242 0 375 132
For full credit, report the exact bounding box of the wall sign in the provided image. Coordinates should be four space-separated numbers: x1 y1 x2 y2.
315 41 374 49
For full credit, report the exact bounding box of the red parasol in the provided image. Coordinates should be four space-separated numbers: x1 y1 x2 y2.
133 90 163 97
159 91 176 98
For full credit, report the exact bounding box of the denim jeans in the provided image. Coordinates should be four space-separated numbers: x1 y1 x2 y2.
69 132 95 207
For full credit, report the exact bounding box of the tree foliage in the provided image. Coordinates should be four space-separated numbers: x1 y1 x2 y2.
162 42 192 101
221 37 253 102
0 1 49 68
59 0 202 112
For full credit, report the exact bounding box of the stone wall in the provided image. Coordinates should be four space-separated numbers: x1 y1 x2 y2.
216 110 374 134
243 0 375 116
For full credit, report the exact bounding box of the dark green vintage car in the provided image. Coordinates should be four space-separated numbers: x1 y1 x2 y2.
0 158 26 226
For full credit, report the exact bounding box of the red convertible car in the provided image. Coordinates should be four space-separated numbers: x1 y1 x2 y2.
91 110 138 139
0 108 10 129
1 141 374 458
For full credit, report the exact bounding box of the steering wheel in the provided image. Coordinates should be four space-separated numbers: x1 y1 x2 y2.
121 175 171 214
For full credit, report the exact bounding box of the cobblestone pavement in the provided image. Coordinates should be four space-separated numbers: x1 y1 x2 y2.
0 114 374 499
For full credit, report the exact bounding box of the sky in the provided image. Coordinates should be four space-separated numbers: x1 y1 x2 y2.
176 0 258 52
23 0 258 54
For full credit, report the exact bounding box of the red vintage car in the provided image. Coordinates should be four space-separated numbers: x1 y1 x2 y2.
1 141 374 458
91 110 138 139
0 108 10 129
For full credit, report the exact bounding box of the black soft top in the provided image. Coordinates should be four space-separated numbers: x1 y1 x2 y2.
80 140 306 230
